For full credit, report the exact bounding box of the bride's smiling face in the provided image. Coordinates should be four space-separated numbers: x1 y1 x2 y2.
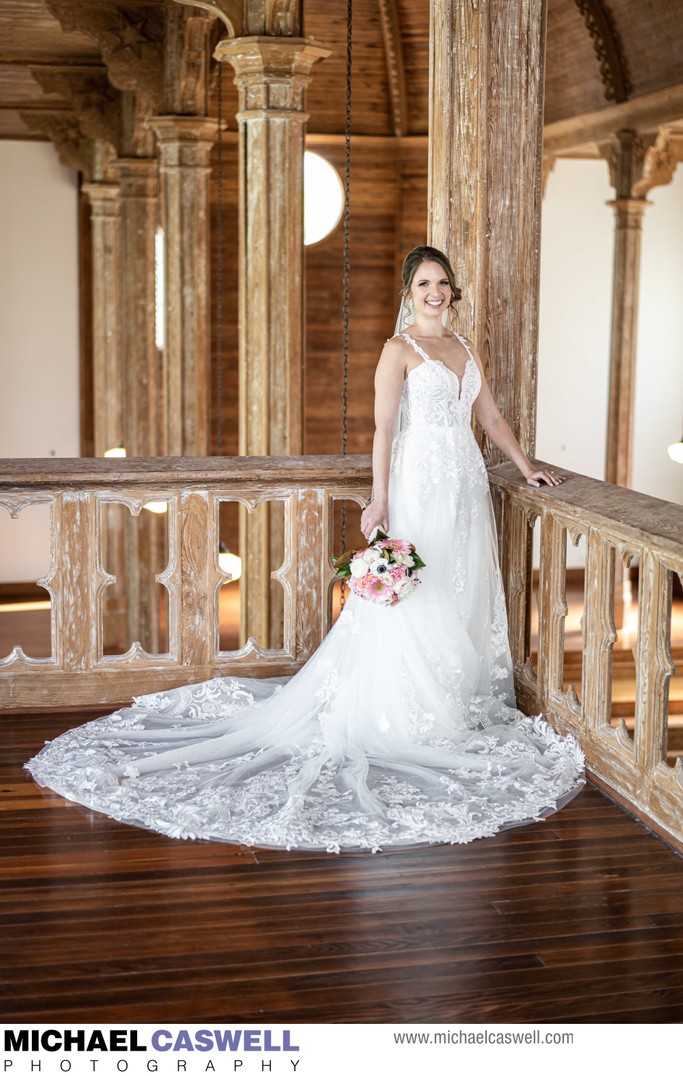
408 260 453 320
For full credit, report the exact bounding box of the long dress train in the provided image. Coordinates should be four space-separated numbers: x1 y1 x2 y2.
26 333 584 852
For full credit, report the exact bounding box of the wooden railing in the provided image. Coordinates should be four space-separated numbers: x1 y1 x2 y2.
489 461 683 849
0 456 372 708
2 455 682 846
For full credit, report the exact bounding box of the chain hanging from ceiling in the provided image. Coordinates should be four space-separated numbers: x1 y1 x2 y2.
339 0 353 610
215 60 224 456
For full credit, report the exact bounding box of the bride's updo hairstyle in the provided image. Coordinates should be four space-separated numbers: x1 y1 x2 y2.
401 245 462 310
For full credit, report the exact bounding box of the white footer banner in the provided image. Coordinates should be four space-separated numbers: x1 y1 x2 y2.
0 1024 668 1076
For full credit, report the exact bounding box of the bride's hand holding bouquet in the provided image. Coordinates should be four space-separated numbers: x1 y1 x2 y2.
334 525 426 607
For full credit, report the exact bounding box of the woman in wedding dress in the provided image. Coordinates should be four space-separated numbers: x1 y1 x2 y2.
27 246 584 852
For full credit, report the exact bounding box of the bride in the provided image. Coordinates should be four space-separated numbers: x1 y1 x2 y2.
27 245 584 852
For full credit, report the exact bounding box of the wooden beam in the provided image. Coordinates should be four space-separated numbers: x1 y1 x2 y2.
377 0 408 138
544 84 683 157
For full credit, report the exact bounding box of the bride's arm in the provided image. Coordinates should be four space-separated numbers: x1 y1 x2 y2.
360 340 406 540
468 341 565 488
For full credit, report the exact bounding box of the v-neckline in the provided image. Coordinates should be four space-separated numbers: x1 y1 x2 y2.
401 332 473 401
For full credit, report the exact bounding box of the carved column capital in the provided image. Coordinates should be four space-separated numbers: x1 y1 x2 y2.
81 181 121 216
216 36 331 119
148 115 222 170
113 155 159 198
599 128 655 197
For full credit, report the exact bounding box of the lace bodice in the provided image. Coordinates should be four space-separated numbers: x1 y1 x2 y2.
398 332 481 430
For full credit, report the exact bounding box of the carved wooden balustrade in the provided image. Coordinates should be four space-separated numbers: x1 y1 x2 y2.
0 456 372 709
2 455 682 847
489 462 683 848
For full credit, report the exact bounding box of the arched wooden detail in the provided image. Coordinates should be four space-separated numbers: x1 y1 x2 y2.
377 0 407 138
170 0 241 38
574 0 631 103
168 0 303 39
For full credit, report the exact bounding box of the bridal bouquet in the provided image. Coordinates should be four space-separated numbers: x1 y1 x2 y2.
333 527 425 606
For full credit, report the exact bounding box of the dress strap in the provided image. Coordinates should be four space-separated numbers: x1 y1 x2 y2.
453 331 476 364
399 333 431 363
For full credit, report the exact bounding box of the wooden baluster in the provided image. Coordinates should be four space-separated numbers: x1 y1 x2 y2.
293 488 329 662
583 528 618 737
501 497 535 669
53 492 97 676
635 550 674 777
536 510 567 715
179 491 213 672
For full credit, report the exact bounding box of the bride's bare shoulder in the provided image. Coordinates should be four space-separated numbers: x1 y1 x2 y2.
376 334 410 379
382 334 414 357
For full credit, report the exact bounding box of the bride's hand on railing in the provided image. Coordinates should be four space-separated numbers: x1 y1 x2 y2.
525 468 566 488
360 500 389 541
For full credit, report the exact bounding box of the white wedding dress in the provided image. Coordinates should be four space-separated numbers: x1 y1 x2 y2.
27 333 584 851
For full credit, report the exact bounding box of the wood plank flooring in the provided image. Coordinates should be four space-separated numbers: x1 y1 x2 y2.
2 710 683 1024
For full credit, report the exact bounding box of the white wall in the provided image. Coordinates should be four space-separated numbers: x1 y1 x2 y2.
632 173 683 506
535 157 683 570
0 141 80 582
537 158 614 482
536 158 614 568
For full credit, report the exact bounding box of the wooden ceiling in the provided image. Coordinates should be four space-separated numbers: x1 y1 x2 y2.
0 0 682 143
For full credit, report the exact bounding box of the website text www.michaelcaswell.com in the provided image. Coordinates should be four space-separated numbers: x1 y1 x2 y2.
393 1029 574 1046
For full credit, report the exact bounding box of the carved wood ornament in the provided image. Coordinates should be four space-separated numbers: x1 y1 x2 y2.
574 0 631 103
19 108 93 176
29 66 122 153
45 2 165 111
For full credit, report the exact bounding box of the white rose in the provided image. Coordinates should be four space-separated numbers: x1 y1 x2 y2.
349 557 369 578
361 547 381 564
392 552 415 568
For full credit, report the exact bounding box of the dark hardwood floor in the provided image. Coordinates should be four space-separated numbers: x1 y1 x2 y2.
2 710 683 1024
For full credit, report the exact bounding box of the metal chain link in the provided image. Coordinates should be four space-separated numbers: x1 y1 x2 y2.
215 61 224 456
339 0 352 611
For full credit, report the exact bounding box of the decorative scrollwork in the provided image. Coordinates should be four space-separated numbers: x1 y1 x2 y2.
574 0 630 103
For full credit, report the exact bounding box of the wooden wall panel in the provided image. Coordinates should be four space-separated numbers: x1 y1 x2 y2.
304 144 395 456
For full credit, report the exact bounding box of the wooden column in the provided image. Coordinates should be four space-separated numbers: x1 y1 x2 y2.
150 117 220 457
428 0 547 460
114 157 161 458
81 181 123 458
216 36 329 457
113 157 163 654
604 132 649 490
216 36 329 647
81 178 127 653
605 197 646 490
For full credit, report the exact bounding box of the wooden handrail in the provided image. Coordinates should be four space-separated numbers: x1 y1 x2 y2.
0 455 372 709
489 461 683 849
